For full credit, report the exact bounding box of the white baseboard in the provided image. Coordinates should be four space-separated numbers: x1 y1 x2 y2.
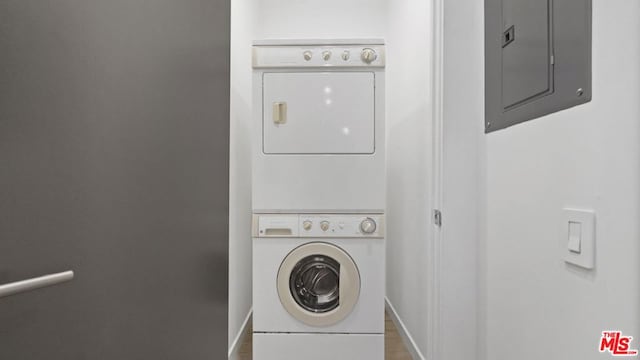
385 298 426 360
228 309 252 360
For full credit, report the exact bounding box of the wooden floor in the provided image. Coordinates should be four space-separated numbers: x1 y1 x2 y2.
237 312 413 360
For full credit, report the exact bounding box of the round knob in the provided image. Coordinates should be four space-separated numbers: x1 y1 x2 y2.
322 51 332 61
303 220 312 231
360 218 377 234
361 48 377 64
341 50 350 61
320 221 330 232
303 51 313 61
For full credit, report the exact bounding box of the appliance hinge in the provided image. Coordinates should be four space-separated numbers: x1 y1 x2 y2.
433 209 442 227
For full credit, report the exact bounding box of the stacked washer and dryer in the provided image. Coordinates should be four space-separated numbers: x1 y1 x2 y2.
251 39 386 360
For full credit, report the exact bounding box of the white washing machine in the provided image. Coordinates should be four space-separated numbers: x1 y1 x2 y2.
252 214 385 360
252 39 386 213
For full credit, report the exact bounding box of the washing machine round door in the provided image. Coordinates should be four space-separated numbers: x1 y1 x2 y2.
277 242 361 327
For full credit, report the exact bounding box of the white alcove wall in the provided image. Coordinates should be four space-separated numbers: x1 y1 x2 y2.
385 0 436 359
229 0 255 356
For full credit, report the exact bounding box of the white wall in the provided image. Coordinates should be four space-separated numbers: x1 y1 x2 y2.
253 0 387 39
387 1 486 359
385 0 434 359
229 0 255 354
481 1 640 360
440 0 484 359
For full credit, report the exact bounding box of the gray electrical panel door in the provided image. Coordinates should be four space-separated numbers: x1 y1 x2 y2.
502 0 553 109
485 0 592 132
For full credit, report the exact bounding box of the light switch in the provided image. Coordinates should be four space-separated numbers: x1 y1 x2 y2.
567 221 582 253
562 208 595 269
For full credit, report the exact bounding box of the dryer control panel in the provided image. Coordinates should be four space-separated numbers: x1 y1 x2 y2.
253 44 385 68
253 214 384 238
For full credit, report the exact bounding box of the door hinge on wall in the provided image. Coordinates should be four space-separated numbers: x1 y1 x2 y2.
433 209 442 227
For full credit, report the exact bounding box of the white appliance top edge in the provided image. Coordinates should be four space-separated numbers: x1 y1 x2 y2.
253 38 385 46
252 210 385 215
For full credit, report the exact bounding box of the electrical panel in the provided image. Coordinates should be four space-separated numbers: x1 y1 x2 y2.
485 0 592 132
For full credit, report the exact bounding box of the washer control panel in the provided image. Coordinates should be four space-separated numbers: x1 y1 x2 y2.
253 45 385 68
254 214 384 238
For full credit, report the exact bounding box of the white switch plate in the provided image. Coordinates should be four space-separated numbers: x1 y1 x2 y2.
562 208 595 269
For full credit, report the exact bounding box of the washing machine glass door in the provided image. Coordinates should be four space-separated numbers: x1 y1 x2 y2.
290 254 341 313
277 242 360 327
262 72 375 154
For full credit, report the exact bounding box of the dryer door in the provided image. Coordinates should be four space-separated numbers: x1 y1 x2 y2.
262 72 375 154
277 242 361 327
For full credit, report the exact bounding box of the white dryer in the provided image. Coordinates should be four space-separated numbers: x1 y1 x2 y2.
252 214 385 360
252 40 386 213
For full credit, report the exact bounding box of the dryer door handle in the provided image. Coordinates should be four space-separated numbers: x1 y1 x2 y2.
272 102 287 125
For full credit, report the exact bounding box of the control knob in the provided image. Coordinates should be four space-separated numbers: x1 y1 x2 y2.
360 48 377 64
320 221 330 232
360 218 377 234
303 220 312 231
322 51 332 61
303 51 313 61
